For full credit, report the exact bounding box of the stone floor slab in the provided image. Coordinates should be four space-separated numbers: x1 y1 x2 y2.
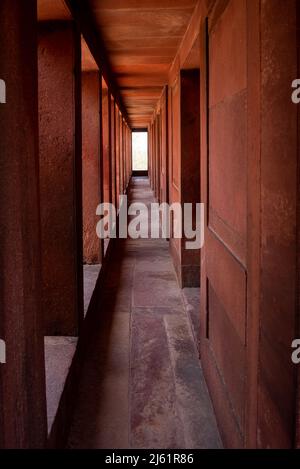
164 314 222 449
67 177 221 449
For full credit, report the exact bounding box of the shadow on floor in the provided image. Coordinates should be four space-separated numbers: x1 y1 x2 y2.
66 177 222 449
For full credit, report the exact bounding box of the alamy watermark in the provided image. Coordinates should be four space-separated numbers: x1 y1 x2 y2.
96 196 204 250
0 339 6 364
0 79 6 104
291 79 300 104
292 339 300 365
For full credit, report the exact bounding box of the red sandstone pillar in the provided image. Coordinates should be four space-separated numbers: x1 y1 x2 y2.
110 97 117 208
151 121 155 190
149 122 154 187
115 104 121 208
119 112 124 194
154 118 158 196
170 70 200 288
123 120 127 190
129 127 132 181
255 0 299 449
160 87 169 204
155 113 161 201
127 125 132 183
102 81 112 205
123 118 126 191
129 127 133 179
38 21 83 336
179 70 200 287
82 71 101 264
127 125 131 185
0 0 47 448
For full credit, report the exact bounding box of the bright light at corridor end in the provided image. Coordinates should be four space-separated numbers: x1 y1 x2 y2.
132 132 148 171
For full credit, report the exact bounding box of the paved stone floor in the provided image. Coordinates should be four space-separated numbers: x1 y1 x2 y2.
83 264 101 316
67 177 221 449
45 336 78 434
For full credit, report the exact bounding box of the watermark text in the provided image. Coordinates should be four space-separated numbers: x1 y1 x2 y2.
0 339 6 364
0 79 6 104
291 79 300 104
96 196 204 250
292 339 300 365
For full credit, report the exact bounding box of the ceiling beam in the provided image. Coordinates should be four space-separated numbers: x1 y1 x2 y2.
65 0 131 126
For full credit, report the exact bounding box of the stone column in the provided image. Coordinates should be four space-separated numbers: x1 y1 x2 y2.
170 69 201 288
179 69 200 287
82 71 101 264
102 84 112 204
255 0 299 448
0 0 47 448
110 97 117 207
38 21 83 336
115 106 121 204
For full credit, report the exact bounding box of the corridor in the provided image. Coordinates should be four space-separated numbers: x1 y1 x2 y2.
67 177 221 449
0 0 299 451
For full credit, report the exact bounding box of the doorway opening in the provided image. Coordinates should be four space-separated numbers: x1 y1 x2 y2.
132 131 148 175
